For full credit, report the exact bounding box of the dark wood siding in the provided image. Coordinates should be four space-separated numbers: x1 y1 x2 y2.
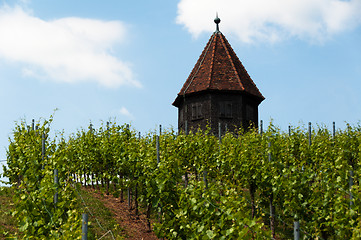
178 91 259 135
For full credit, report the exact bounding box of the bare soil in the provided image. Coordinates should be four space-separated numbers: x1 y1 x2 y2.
85 188 158 240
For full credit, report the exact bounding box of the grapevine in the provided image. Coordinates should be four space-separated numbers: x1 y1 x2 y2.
3 117 361 239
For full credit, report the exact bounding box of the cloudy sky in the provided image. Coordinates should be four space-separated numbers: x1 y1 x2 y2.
1 0 361 179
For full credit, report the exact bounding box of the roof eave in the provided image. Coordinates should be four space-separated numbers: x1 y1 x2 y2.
172 95 182 107
173 89 265 108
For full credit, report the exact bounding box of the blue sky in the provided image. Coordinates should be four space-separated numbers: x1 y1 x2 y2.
1 0 361 180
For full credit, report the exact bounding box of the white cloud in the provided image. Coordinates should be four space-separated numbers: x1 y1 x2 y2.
176 0 361 43
119 107 134 119
0 5 141 88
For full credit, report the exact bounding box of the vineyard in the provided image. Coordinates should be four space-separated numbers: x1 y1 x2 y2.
3 116 361 239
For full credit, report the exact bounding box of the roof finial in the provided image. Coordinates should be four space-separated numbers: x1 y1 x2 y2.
214 13 221 32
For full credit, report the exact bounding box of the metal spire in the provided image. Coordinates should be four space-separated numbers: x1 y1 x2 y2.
214 13 221 32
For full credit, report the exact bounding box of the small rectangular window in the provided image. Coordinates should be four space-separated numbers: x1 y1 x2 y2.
192 105 197 119
220 101 232 118
197 104 202 119
191 103 203 120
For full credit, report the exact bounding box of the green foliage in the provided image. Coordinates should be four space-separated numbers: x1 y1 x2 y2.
4 117 361 239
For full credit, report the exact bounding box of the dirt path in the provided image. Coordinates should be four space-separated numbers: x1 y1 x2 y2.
85 188 158 240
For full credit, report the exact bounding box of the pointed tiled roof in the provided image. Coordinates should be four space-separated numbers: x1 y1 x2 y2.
173 30 264 106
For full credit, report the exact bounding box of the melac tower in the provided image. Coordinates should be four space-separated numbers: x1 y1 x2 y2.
173 16 265 134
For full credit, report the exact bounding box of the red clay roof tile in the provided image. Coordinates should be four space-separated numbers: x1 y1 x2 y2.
173 31 264 106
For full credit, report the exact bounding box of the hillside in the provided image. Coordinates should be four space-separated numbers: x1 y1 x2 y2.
0 186 158 240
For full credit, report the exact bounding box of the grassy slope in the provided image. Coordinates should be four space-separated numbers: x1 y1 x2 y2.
0 186 125 240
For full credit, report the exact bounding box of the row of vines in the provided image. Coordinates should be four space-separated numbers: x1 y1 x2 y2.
3 116 361 239
3 117 81 239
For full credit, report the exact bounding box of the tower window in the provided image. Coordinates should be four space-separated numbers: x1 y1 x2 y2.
220 101 232 118
191 103 203 120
